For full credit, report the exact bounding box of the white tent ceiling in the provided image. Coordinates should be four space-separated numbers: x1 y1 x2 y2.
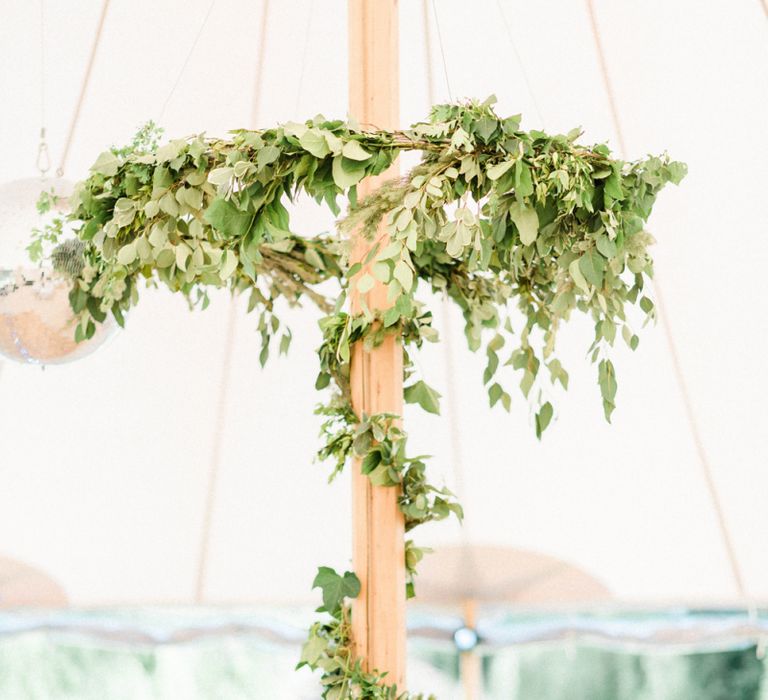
0 0 766 608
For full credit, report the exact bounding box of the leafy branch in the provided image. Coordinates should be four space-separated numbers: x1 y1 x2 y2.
37 97 684 698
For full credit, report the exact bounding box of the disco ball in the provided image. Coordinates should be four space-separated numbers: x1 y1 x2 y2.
0 267 114 365
0 178 114 365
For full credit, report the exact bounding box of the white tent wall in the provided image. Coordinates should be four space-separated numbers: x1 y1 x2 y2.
0 0 766 607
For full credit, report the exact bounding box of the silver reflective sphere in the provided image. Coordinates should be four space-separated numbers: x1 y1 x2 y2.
0 267 114 365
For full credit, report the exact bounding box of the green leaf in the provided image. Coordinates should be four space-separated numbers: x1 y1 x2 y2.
578 249 605 288
207 167 234 188
332 156 366 189
596 234 617 259
474 115 498 142
299 634 327 667
312 567 361 613
604 167 624 201
487 160 514 181
535 402 553 438
356 273 375 294
116 242 136 265
299 129 331 158
598 359 618 422
514 159 534 198
219 250 238 279
341 140 372 161
509 201 539 245
204 198 253 238
404 380 441 415
488 382 503 407
256 144 281 170
569 259 589 292
667 161 688 185
393 260 414 292
90 151 119 177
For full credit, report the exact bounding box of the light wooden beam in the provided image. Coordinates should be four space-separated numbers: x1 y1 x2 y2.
348 0 405 688
461 598 481 700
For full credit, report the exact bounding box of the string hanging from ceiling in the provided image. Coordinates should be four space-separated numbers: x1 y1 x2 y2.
583 0 761 647
294 0 315 117
37 0 50 177
429 0 454 102
494 0 546 128
194 0 272 605
158 0 216 122
422 0 469 540
57 0 111 178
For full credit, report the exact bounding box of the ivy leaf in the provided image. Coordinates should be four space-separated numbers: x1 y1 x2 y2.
313 567 361 613
578 249 605 288
474 115 498 143
509 202 539 245
404 380 441 415
204 198 253 238
299 634 327 667
488 382 503 407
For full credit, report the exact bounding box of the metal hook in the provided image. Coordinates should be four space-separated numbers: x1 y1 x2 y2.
36 127 51 177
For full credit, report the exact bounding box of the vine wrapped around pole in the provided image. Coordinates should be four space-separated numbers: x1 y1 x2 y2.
34 97 685 698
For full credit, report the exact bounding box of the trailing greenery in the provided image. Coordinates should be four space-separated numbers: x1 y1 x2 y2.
35 97 684 698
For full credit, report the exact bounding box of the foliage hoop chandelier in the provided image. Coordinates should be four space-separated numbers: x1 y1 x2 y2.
38 97 684 698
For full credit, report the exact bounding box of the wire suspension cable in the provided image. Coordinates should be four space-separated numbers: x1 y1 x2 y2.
294 0 315 117
429 0 453 101
159 0 217 121
37 0 51 177
56 0 110 177
494 0 546 128
194 0 271 605
40 0 46 130
584 0 759 633
422 0 469 539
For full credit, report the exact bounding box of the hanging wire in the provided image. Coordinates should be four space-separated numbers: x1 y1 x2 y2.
37 0 50 177
56 0 111 177
194 0 271 605
584 0 762 647
429 0 454 101
294 0 315 117
159 0 217 121
422 0 469 540
494 0 546 128
39 0 46 130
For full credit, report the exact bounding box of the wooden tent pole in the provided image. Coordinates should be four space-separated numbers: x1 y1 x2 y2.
348 0 406 688
461 598 481 700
